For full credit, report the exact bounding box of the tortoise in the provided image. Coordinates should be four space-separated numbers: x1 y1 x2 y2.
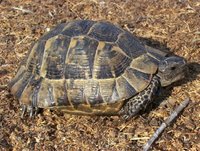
8 20 186 119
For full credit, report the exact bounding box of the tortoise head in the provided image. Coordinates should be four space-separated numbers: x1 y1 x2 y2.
157 56 187 87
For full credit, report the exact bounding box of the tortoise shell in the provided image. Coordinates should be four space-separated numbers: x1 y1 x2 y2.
9 20 167 115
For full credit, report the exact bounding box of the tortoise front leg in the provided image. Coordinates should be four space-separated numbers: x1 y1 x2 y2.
119 76 160 120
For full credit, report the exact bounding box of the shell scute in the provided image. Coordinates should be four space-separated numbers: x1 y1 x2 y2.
116 76 137 99
98 79 116 103
117 32 146 59
39 35 71 79
40 23 67 41
88 21 122 42
65 36 99 79
123 67 152 92
130 54 158 74
92 42 132 79
66 79 88 107
92 42 114 79
83 80 104 105
61 20 95 37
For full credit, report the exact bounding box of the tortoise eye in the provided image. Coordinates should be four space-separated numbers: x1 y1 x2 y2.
170 67 176 70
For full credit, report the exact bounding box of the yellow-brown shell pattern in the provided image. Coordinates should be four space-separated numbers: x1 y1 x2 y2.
9 20 163 115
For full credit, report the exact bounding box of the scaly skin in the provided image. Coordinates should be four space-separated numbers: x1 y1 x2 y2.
119 76 160 120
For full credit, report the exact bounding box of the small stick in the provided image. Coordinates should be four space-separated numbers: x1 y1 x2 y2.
130 137 149 141
0 85 7 90
143 98 190 151
12 6 33 14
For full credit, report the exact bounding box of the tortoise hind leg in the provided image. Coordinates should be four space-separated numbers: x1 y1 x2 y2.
119 76 160 120
21 104 40 118
19 76 43 118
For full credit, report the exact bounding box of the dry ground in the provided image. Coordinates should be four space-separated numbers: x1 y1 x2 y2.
0 0 199 150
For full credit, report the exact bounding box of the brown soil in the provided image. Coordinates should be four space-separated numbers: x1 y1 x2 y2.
0 0 199 150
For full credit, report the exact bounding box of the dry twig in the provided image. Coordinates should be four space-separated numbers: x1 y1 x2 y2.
0 85 7 90
143 98 190 151
12 6 33 14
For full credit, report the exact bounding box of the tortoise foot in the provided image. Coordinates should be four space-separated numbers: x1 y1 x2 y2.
119 106 139 121
21 104 39 118
119 76 160 120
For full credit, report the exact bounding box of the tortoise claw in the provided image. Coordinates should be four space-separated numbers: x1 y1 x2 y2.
29 107 33 118
118 108 131 121
21 105 27 118
34 107 39 116
122 115 130 120
20 105 39 118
